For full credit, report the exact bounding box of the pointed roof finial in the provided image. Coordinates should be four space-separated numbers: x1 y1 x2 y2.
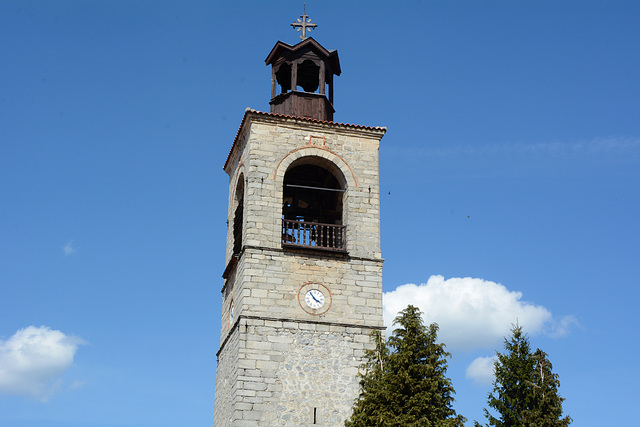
290 4 317 40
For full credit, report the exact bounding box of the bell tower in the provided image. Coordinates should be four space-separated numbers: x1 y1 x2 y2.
266 37 340 121
213 13 386 426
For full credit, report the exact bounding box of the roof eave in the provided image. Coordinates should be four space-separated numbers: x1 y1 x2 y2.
223 109 387 171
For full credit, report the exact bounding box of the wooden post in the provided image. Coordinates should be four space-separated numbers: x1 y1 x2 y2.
271 66 277 98
319 61 325 95
328 74 333 105
291 60 298 92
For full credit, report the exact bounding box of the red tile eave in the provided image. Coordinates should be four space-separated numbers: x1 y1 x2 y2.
222 110 386 171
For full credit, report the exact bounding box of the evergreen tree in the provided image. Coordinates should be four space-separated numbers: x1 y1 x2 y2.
346 305 465 427
475 325 571 427
345 330 390 426
527 350 572 426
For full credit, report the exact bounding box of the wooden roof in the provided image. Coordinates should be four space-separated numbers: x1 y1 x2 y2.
265 37 341 76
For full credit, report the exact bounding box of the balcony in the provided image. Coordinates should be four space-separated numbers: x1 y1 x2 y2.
282 219 346 252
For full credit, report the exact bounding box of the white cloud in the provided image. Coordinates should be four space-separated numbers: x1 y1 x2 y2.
383 275 572 351
0 326 85 401
466 356 497 386
62 240 76 256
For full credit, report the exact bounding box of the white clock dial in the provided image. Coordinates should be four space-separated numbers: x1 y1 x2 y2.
298 282 331 315
305 289 325 309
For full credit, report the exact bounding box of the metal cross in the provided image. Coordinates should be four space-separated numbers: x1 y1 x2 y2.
290 5 317 40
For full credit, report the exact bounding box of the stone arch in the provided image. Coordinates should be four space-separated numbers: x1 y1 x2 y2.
283 159 344 225
274 146 357 189
231 171 245 256
276 147 355 251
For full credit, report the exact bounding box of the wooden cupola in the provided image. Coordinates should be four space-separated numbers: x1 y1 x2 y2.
265 37 341 121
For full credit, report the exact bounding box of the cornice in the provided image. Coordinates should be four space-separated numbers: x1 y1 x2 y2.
223 109 387 171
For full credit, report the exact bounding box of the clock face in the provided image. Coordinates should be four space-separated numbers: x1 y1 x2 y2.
305 289 325 309
298 282 331 315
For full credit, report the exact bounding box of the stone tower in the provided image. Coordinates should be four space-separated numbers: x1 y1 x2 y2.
213 34 386 426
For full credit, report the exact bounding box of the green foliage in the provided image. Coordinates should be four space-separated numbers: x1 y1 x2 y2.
527 349 573 426
346 305 465 427
345 330 390 426
475 325 571 427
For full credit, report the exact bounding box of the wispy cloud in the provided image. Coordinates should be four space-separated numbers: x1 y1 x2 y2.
466 356 497 386
69 380 86 390
62 240 76 256
390 136 640 159
487 136 640 158
0 326 86 401
548 314 580 338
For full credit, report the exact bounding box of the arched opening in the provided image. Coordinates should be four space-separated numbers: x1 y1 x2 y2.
282 159 346 251
296 59 320 93
283 164 342 224
232 175 244 256
275 63 291 95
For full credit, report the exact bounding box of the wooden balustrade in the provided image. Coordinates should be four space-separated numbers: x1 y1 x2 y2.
282 219 346 252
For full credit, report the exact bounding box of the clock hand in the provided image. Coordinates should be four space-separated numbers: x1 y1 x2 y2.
311 292 320 303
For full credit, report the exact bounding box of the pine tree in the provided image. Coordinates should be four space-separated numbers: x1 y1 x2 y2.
475 325 571 427
527 350 572 427
346 305 465 427
345 330 390 426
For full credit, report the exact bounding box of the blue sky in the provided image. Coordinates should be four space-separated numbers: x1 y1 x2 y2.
1 1 638 426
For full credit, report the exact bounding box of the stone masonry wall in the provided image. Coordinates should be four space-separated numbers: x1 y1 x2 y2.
220 316 376 426
214 321 239 426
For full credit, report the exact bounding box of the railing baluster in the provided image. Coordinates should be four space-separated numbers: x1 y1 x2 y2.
332 226 335 249
332 225 335 249
282 219 346 252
